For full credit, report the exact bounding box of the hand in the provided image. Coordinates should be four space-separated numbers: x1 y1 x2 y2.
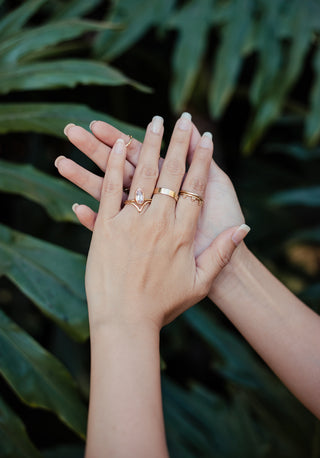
55 117 245 257
82 114 248 330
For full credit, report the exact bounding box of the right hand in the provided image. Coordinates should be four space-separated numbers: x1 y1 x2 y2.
55 118 245 257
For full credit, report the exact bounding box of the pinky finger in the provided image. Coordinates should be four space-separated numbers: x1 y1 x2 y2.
72 203 97 231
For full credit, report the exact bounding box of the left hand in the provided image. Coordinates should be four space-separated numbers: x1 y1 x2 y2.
84 115 247 331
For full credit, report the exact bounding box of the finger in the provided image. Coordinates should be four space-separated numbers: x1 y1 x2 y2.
64 124 136 186
72 203 97 231
153 112 192 208
127 116 163 204
99 138 126 219
55 155 103 200
196 224 251 287
186 123 202 164
176 132 213 233
89 120 142 167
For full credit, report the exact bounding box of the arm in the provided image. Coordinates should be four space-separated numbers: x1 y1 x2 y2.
77 115 247 457
210 243 320 418
87 320 167 458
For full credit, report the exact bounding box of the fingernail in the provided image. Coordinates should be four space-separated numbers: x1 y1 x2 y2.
114 138 125 154
151 115 163 134
178 112 192 130
64 123 75 136
72 203 79 213
54 155 65 168
200 132 213 148
231 224 251 246
90 120 97 130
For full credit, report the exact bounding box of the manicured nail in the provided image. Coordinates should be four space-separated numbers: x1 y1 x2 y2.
151 115 163 134
231 224 251 246
72 203 79 213
200 132 213 148
90 120 97 130
54 155 65 168
64 123 75 136
114 138 125 154
178 112 192 130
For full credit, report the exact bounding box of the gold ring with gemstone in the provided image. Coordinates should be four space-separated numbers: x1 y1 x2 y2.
125 135 133 148
124 187 151 213
179 190 204 206
153 187 178 202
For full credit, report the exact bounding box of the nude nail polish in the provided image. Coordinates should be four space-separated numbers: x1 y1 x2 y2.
54 155 65 168
178 112 192 130
64 123 75 136
232 224 251 246
151 115 163 134
72 203 79 213
200 132 213 148
114 138 125 154
90 120 97 130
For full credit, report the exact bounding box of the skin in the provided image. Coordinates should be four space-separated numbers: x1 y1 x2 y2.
59 115 248 457
55 115 320 457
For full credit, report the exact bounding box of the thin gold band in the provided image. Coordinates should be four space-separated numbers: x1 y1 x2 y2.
124 199 152 213
179 190 204 206
125 135 133 148
153 187 178 202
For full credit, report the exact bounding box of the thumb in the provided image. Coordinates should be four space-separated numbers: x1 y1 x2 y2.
196 224 251 285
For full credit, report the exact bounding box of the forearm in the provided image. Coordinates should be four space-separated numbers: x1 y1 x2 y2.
209 244 320 418
85 316 169 458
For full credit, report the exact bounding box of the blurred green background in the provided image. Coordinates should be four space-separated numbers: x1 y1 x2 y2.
0 0 320 456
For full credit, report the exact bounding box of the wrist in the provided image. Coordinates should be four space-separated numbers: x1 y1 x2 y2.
208 242 252 303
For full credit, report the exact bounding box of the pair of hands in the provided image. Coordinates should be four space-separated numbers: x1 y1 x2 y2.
55 114 248 331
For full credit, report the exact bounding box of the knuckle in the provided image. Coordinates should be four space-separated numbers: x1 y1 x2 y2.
163 158 185 176
216 246 232 269
139 164 159 179
103 178 118 194
187 176 206 195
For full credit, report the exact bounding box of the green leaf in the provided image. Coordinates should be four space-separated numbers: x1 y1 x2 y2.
290 225 320 243
183 307 272 392
0 19 114 64
209 0 253 118
0 103 145 141
0 394 41 458
49 0 103 21
0 59 151 94
170 0 213 113
0 223 89 341
0 0 48 40
0 159 97 223
0 310 87 438
305 46 320 146
42 444 84 458
94 0 175 60
263 143 320 160
242 0 312 153
269 187 320 207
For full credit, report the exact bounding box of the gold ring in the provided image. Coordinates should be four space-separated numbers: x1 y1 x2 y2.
153 187 178 202
124 187 151 213
125 135 133 148
179 190 204 206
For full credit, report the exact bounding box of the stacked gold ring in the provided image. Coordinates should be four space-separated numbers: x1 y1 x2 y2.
153 187 179 202
179 190 204 206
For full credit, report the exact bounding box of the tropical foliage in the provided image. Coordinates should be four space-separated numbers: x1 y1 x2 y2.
0 0 319 456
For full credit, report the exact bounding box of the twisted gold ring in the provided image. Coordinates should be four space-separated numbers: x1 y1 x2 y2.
153 187 178 202
179 190 204 206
